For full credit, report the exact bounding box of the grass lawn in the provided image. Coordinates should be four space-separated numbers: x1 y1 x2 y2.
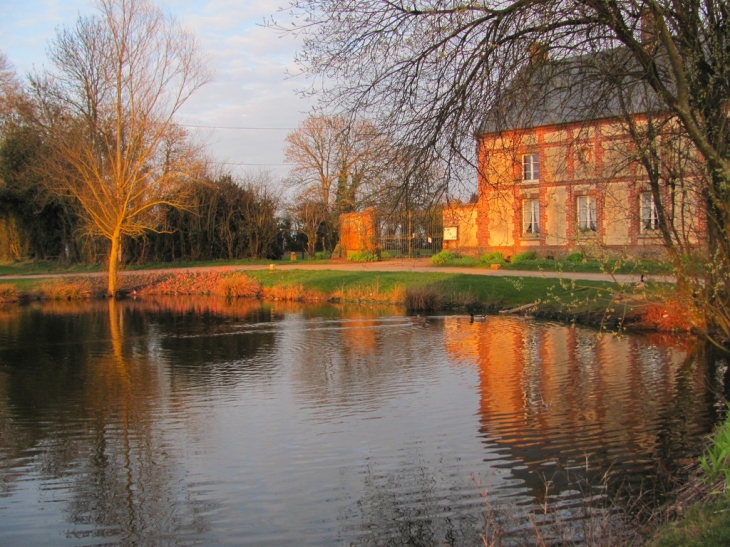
433 257 672 275
0 260 102 276
247 268 618 311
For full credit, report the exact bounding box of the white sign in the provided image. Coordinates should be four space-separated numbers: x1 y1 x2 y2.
443 226 458 241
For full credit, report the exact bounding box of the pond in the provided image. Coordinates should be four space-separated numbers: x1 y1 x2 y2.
0 297 725 546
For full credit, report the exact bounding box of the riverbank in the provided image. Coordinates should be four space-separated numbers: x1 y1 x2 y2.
0 264 689 333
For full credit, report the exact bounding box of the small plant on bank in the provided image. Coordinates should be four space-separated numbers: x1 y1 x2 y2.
404 285 443 311
314 252 329 260
141 271 260 297
449 256 480 266
700 409 730 496
347 251 379 262
0 284 20 303
39 278 95 300
480 251 506 264
431 250 456 265
566 252 585 262
512 251 538 263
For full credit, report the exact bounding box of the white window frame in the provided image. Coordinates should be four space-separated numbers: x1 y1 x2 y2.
522 198 540 235
640 192 660 233
577 195 597 232
523 154 539 181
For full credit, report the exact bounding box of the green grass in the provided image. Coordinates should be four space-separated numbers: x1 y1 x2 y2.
433 257 672 275
646 498 730 547
0 260 102 276
247 269 616 310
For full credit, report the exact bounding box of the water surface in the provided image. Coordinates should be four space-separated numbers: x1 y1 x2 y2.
0 298 722 546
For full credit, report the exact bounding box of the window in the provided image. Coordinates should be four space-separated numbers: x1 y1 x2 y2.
640 192 659 232
523 154 539 181
522 198 540 235
577 195 597 232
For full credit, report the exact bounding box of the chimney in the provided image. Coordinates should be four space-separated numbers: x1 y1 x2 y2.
528 42 549 64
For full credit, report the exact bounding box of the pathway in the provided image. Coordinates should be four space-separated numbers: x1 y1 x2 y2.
0 258 671 284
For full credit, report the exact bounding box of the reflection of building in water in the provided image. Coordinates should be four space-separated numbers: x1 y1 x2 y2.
443 316 698 500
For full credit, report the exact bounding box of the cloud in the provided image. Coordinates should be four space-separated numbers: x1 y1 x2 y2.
1 0 316 181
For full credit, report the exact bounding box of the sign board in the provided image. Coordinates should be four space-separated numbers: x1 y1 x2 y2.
443 226 458 241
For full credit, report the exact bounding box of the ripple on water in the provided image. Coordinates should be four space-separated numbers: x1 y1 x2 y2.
0 303 722 546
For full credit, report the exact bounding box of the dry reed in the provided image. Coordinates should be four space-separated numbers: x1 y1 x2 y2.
38 278 95 300
405 285 443 311
140 270 260 297
0 284 20 303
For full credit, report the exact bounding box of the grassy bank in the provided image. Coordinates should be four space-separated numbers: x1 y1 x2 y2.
0 267 669 332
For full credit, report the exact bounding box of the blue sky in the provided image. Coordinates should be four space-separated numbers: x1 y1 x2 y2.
0 0 314 180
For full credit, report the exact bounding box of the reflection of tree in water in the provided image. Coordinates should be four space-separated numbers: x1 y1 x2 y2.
139 297 280 388
0 299 270 542
340 458 485 547
59 299 211 543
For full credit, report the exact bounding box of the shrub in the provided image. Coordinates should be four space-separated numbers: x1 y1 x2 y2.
142 271 260 297
347 251 379 262
565 252 584 262
217 272 261 297
450 256 480 266
39 279 94 300
380 251 392 260
512 251 538 263
405 285 442 311
431 251 456 265
480 251 506 264
0 284 20 303
314 251 328 260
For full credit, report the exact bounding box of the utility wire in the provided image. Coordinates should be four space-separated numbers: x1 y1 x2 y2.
181 124 297 130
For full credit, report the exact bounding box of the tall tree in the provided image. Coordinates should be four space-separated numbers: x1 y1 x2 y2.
33 0 211 295
285 116 386 209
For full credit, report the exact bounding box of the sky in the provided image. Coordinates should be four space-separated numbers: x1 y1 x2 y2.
0 0 315 181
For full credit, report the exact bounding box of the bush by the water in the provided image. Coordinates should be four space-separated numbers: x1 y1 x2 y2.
0 284 20 303
431 251 456 265
142 271 260 297
405 285 442 311
512 251 538 263
480 251 506 264
347 251 379 262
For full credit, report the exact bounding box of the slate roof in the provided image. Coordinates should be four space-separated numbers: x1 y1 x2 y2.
478 47 665 135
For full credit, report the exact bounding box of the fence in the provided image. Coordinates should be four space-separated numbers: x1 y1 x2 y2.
340 206 444 258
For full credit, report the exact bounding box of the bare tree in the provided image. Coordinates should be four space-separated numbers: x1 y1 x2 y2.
33 0 211 295
285 115 388 210
283 1 730 339
289 187 327 257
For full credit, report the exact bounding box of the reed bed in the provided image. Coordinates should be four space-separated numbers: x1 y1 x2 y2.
140 270 260 297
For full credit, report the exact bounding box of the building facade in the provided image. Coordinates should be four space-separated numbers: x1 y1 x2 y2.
444 114 703 259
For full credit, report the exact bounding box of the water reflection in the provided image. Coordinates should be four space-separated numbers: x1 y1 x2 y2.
0 300 725 546
443 316 717 504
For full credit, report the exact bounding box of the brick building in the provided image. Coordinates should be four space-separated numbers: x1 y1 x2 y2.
443 51 703 259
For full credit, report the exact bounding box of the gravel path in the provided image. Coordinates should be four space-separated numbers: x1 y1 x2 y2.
0 258 672 284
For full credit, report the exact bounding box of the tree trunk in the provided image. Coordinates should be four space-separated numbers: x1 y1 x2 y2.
107 231 121 297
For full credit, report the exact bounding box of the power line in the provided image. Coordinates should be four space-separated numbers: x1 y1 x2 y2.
217 161 294 166
181 124 297 130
